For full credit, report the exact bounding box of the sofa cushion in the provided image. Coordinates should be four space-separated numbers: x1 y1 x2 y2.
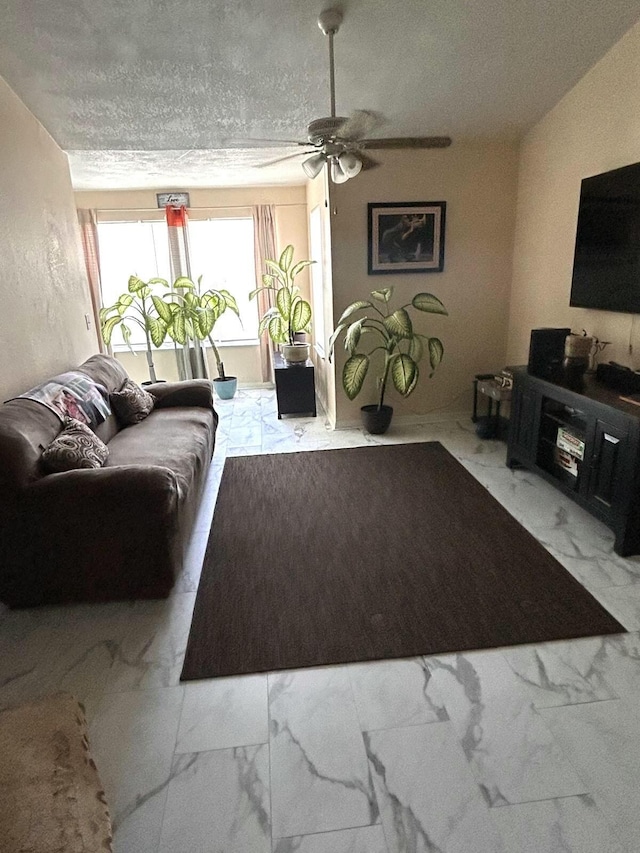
110 379 155 425
41 417 109 474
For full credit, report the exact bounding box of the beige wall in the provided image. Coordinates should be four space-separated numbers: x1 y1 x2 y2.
74 185 310 385
0 77 96 399
328 143 519 426
506 21 640 366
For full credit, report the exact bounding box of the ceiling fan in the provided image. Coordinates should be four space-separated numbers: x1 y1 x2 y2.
248 8 452 183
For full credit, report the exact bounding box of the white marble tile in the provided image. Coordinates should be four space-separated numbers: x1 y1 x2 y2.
158 745 271 853
541 698 640 852
593 584 640 629
274 825 388 853
426 651 588 806
89 686 184 853
491 794 626 853
366 722 505 853
347 657 448 731
501 636 619 707
106 593 195 691
269 667 379 838
175 674 268 753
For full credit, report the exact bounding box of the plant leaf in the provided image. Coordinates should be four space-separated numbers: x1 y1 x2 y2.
128 275 146 294
406 362 420 396
147 317 167 347
336 300 372 325
344 318 365 355
277 287 292 319
268 316 287 343
412 293 448 315
151 295 173 323
171 313 187 344
343 354 370 400
327 322 348 358
428 337 444 372
147 277 169 288
290 259 314 279
265 259 286 283
279 245 294 272
262 274 275 287
173 276 195 290
198 307 216 337
384 308 412 338
371 287 393 303
408 335 424 363
100 315 121 345
391 353 418 396
291 298 312 332
218 289 240 317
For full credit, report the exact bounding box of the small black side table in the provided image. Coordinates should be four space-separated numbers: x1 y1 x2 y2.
274 352 317 418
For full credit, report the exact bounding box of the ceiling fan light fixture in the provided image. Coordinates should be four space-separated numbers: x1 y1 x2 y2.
330 157 349 184
338 151 363 178
302 152 326 179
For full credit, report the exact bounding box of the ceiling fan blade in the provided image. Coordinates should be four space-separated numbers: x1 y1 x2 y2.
336 110 384 141
223 138 311 148
357 152 381 171
256 150 316 168
360 136 452 149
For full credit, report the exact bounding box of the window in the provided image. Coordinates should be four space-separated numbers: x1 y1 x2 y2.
96 216 258 348
187 218 258 344
97 221 170 346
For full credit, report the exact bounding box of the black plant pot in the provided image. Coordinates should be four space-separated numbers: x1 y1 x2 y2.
361 404 393 435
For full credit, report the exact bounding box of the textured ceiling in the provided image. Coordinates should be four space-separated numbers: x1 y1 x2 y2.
1 0 639 188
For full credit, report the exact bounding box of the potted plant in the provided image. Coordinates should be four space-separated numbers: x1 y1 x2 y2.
155 276 241 398
328 286 448 434
100 275 168 383
250 244 314 364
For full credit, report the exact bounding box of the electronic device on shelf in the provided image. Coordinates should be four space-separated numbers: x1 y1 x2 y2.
596 361 640 394
527 328 571 382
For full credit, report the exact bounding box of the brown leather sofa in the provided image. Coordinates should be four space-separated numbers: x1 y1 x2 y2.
0 354 218 607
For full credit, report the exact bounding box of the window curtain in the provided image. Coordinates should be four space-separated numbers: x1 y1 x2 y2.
164 204 207 379
77 209 106 352
253 204 277 382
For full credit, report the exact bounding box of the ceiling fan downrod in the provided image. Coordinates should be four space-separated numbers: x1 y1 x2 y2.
318 8 343 119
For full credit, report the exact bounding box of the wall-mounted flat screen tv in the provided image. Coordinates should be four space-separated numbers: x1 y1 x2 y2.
570 161 640 314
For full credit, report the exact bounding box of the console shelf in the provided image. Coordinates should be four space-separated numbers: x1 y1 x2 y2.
506 367 640 556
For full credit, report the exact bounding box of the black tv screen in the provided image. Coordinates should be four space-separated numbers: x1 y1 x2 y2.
570 161 640 314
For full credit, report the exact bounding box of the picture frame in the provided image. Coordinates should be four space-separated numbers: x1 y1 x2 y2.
368 201 446 275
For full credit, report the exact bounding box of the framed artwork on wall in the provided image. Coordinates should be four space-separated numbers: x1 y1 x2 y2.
368 201 446 275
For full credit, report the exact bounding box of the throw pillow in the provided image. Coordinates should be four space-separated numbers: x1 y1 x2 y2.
41 417 109 474
110 379 154 425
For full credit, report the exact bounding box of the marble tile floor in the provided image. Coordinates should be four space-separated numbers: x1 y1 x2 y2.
3 387 640 851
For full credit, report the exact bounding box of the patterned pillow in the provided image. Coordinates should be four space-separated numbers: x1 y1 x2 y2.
110 379 154 425
41 417 109 474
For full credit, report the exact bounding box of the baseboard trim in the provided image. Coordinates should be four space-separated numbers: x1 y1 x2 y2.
334 408 471 430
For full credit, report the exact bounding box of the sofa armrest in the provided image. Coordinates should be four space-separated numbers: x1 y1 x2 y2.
146 380 214 409
24 464 180 518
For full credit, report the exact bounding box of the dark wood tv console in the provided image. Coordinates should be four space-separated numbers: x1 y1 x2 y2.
506 367 640 556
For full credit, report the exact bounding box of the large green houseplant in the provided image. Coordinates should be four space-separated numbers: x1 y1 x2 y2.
328 285 448 434
250 244 314 364
156 276 241 397
100 275 168 382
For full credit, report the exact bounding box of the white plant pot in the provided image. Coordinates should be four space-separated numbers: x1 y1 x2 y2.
282 342 310 365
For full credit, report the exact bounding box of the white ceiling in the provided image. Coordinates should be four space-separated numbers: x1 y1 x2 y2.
2 0 639 189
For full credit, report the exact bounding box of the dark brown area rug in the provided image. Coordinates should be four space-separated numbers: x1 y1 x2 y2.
181 441 624 680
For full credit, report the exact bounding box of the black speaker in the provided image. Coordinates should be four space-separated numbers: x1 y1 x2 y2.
528 328 571 382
